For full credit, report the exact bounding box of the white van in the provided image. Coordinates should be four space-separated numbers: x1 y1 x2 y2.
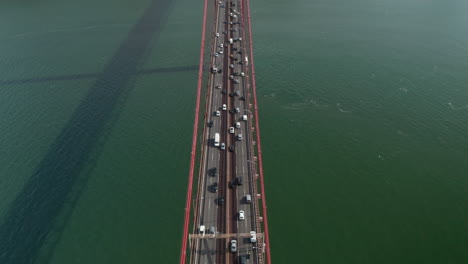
245 194 252 204
236 122 241 128
242 115 247 121
199 225 206 235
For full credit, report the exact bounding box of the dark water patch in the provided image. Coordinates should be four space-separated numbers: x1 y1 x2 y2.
0 0 173 263
0 65 198 86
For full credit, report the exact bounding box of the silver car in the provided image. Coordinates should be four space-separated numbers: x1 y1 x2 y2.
230 240 237 252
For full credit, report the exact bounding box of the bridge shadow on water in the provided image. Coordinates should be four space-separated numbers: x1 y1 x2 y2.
0 0 184 263
0 65 198 86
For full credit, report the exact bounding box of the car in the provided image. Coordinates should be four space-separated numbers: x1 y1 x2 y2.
229 145 234 152
250 231 257 243
234 91 240 96
221 89 227 94
239 96 245 101
228 180 234 189
238 210 245 220
210 167 218 176
229 127 235 134
211 183 218 193
236 122 241 128
222 104 227 111
229 109 236 114
215 111 221 116
234 79 239 84
229 92 234 97
219 50 223 54
229 64 234 69
221 143 225 150
217 197 225 205
216 32 220 37
209 226 216 234
199 225 205 235
241 72 245 77
215 84 221 89
239 255 247 264
237 134 243 141
230 240 237 252
235 107 240 113
236 176 243 185
229 75 234 80
208 120 214 127
214 52 218 57
219 43 224 48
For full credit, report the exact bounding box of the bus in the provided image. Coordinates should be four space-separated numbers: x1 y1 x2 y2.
214 133 220 147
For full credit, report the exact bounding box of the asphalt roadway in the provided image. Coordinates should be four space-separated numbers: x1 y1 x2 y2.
191 0 258 263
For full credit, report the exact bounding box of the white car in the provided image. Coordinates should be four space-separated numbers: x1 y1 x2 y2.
216 32 220 37
229 127 234 134
215 111 221 116
230 240 237 252
219 50 223 54
236 122 240 128
221 143 225 150
214 52 218 57
238 210 245 220
222 104 227 111
220 43 224 48
250 231 257 243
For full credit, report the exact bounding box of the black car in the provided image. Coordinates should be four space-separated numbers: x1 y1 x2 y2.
221 89 227 95
228 180 235 189
229 109 236 114
210 167 218 177
239 255 247 264
229 145 235 152
217 197 225 205
211 183 218 193
236 176 243 185
239 96 246 101
208 120 214 127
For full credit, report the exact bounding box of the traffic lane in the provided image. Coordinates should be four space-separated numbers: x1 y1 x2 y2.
197 2 228 263
200 34 225 263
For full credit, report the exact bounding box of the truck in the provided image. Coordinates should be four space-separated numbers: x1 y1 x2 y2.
214 133 220 147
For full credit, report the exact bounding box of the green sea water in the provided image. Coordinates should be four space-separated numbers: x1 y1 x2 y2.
0 0 467 263
251 0 468 263
0 0 201 262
